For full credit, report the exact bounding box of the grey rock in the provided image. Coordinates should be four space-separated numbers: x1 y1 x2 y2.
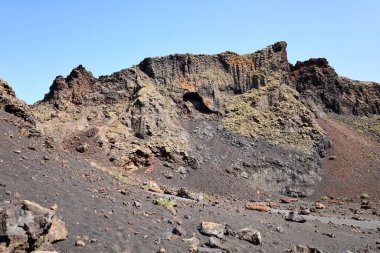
133 201 141 208
182 237 200 246
172 226 186 236
0 200 67 252
285 211 306 223
197 247 224 253
176 166 188 174
163 170 174 179
276 225 285 233
208 237 230 252
236 227 262 245
76 143 89 153
199 221 225 238
291 245 323 253
240 171 249 179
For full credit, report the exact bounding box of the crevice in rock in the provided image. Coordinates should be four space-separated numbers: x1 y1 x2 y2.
183 92 213 114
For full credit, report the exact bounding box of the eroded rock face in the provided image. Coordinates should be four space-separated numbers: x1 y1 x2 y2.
0 79 43 136
27 42 379 197
291 58 380 116
0 200 68 253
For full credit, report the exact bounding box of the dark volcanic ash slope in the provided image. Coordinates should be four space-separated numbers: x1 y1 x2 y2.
29 42 380 198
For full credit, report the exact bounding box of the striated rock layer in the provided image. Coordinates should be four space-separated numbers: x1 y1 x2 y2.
23 42 379 197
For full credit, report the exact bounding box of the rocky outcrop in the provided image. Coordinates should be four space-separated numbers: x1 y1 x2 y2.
0 79 42 135
0 200 68 253
290 58 380 116
28 42 328 197
28 42 379 197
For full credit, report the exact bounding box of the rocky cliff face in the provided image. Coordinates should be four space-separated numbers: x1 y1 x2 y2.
291 58 380 116
0 79 42 136
25 42 379 197
28 42 326 197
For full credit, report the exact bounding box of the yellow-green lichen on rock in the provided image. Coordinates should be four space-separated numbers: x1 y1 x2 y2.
222 81 324 151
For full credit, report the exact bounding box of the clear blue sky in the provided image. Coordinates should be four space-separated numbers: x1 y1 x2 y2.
1 1 379 104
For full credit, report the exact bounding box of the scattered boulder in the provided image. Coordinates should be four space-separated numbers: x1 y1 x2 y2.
236 227 262 245
199 221 225 238
0 200 68 252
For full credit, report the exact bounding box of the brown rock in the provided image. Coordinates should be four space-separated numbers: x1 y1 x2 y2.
280 198 299 203
199 221 225 238
236 227 262 245
75 239 85 247
147 181 163 193
45 217 69 243
50 203 58 211
245 202 271 212
315 203 326 209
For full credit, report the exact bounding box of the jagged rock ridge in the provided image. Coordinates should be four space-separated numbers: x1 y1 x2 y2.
15 42 377 197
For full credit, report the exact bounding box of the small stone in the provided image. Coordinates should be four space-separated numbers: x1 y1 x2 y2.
173 226 186 236
182 237 200 246
299 209 310 215
163 170 174 179
90 239 98 244
322 232 335 238
76 143 89 153
199 221 225 238
207 236 228 250
158 247 166 253
245 202 270 212
45 217 68 243
133 201 141 208
236 227 262 245
315 203 326 209
167 205 177 216
177 166 187 174
188 244 197 252
5 190 11 195
285 211 306 223
280 197 299 203
197 247 224 253
147 181 163 193
161 232 173 240
292 245 322 253
75 240 85 247
240 171 249 179
276 225 285 233
50 203 58 211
